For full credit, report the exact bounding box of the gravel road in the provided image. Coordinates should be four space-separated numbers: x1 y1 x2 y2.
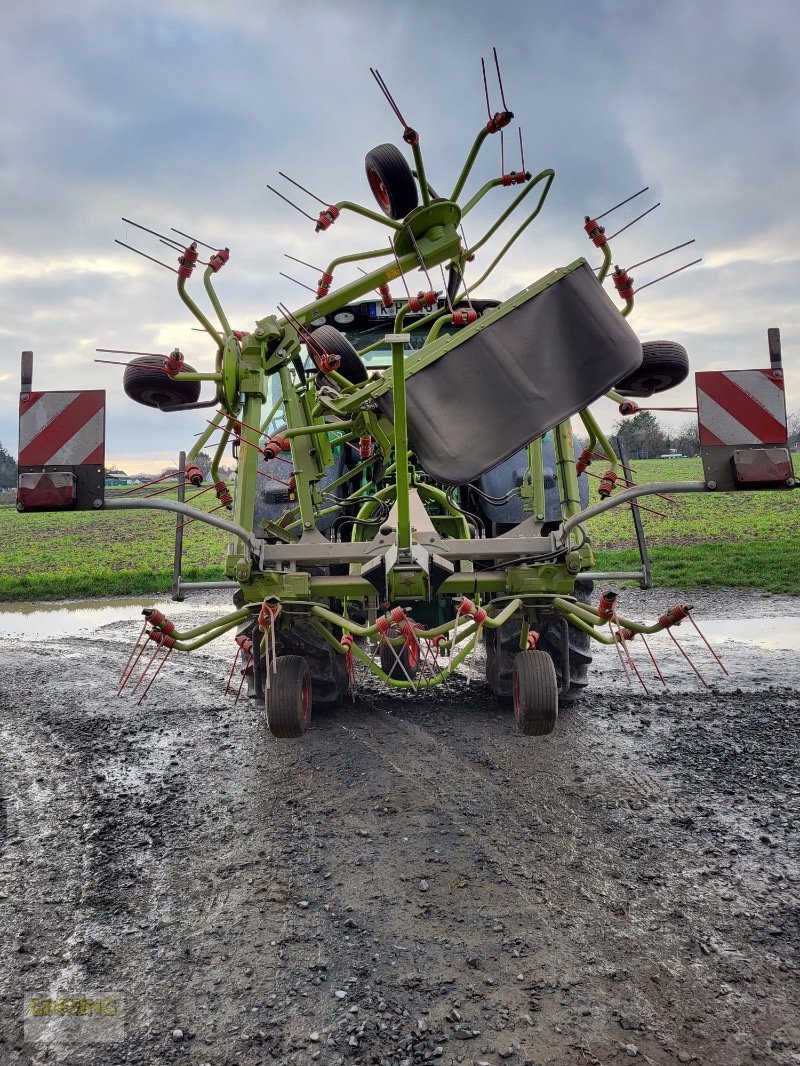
0 588 797 1065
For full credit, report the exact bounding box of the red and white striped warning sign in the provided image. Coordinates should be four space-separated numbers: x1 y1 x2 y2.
19 391 105 466
695 370 787 447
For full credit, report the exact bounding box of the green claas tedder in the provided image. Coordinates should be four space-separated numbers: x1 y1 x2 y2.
17 59 797 737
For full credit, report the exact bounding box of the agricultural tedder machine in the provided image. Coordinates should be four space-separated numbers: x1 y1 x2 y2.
17 57 797 737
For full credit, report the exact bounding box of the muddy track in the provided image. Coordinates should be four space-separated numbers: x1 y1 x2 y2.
0 589 798 1065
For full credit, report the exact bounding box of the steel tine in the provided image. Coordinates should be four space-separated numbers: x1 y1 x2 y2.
235 654 253 705
137 645 173 705
688 615 730 676
118 619 149 693
609 621 632 686
224 645 242 696
667 628 710 688
130 639 163 695
640 632 667 686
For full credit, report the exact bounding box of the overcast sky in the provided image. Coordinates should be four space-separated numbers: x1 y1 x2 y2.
2 0 799 473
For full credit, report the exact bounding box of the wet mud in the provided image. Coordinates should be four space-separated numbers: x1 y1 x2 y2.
0 588 797 1065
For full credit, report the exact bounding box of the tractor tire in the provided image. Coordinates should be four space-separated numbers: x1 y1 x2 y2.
513 650 559 736
537 580 594 704
379 639 420 681
122 356 201 409
365 143 419 220
264 656 311 738
308 325 368 385
615 340 689 398
486 581 593 706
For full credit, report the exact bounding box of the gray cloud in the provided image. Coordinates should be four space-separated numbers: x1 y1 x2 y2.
2 0 799 467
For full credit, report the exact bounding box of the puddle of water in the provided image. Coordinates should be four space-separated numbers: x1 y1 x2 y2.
0 596 229 640
690 617 800 652
1 598 799 655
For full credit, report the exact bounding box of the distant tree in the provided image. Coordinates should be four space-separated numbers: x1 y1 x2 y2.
0 441 16 488
194 451 212 478
613 412 667 459
788 411 800 450
671 418 700 457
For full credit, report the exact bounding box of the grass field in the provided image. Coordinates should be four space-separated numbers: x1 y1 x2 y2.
1 456 798 601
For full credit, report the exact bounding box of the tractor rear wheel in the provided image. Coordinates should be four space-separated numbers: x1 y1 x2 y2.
365 143 419 220
513 650 559 736
123 355 201 408
308 325 368 385
264 656 311 738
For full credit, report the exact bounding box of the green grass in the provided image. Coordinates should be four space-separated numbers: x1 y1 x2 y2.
584 455 800 591
1 486 228 602
1 455 798 601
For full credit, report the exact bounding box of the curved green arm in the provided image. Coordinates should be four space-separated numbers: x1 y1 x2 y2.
450 127 490 201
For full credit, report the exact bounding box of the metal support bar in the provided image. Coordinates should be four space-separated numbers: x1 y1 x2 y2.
615 433 651 588
172 451 186 601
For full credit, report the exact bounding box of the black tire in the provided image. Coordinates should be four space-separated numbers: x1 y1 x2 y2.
308 325 368 385
537 580 594 704
265 656 311 738
486 582 593 705
365 143 419 220
615 340 689 398
379 639 420 681
122 356 201 409
513 650 559 736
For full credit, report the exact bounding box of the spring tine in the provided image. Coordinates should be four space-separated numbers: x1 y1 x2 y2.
285 253 324 272
628 239 696 272
279 271 316 293
160 237 208 264
687 614 729 676
635 258 703 294
225 645 242 696
369 68 408 127
609 621 632 686
118 619 149 693
500 128 504 175
518 127 525 172
171 227 219 252
393 250 413 299
640 632 667 686
266 185 317 223
666 628 710 688
278 171 329 207
137 645 173 705
157 235 189 253
131 639 163 695
114 240 179 274
96 348 166 358
607 202 661 241
594 186 649 222
121 217 182 246
481 57 492 120
619 629 649 694
234 653 253 705
493 47 509 111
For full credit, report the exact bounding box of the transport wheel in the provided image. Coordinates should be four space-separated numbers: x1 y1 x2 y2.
615 340 689 398
265 655 311 738
379 639 420 681
486 582 593 706
513 650 558 736
364 143 419 220
308 325 368 385
122 355 201 408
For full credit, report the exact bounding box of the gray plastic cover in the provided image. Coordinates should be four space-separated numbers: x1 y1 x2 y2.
376 260 642 485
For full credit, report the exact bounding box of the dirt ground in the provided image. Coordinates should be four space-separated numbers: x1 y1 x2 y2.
0 588 797 1065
